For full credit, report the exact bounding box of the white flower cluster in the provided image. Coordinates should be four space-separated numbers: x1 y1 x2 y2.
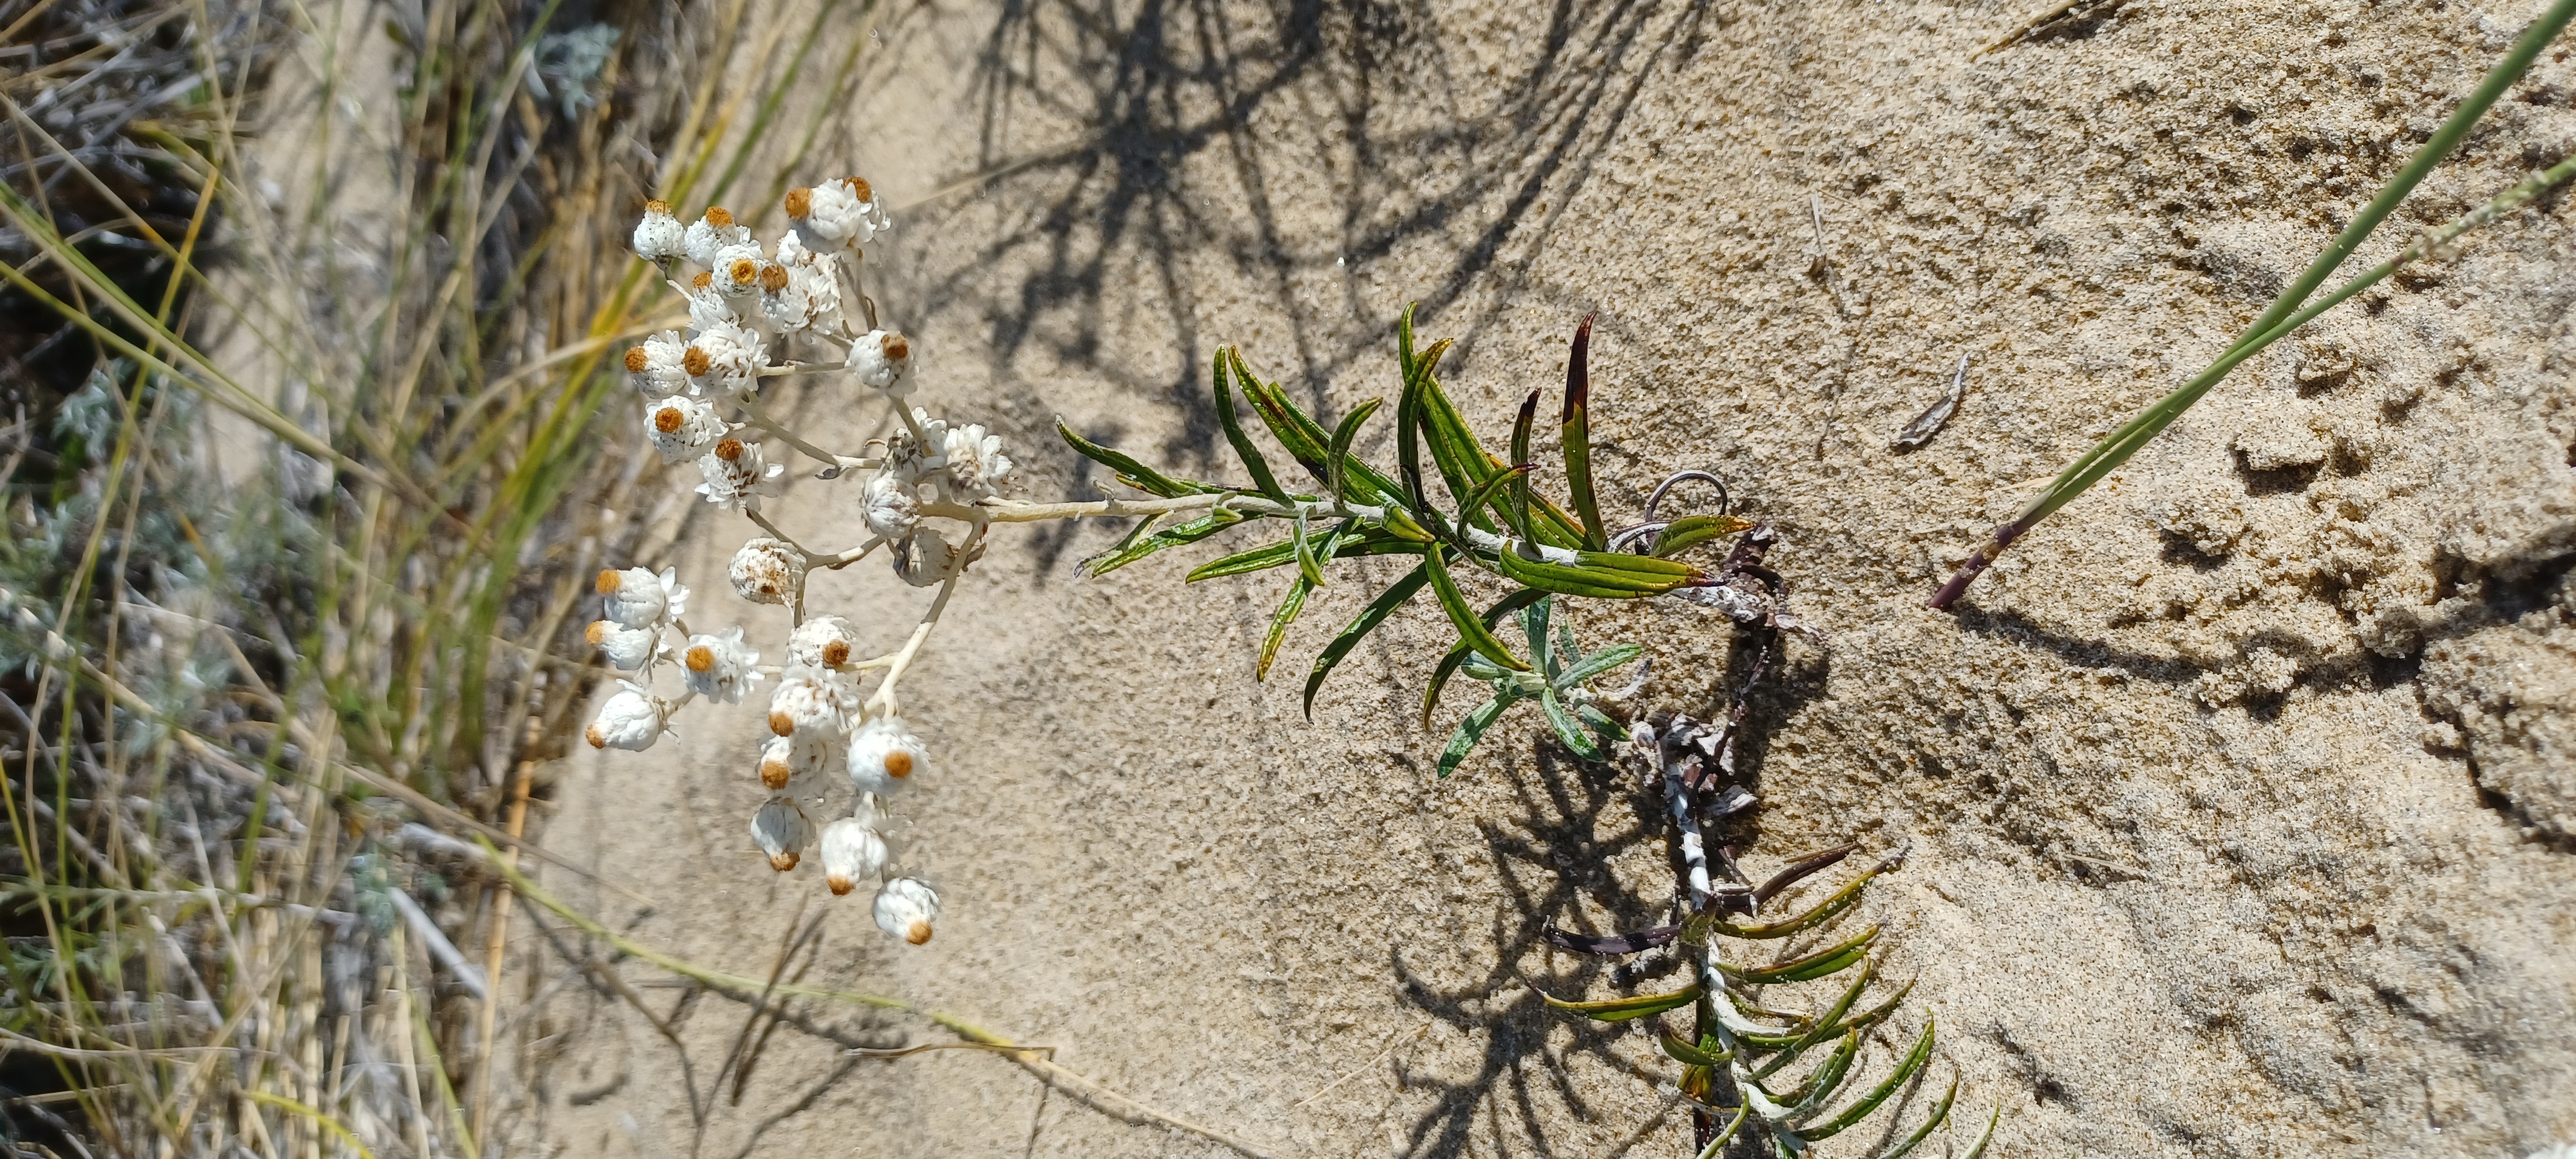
584 182 1039 943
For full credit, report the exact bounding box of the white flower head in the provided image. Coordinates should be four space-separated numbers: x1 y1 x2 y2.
786 177 888 249
846 715 929 795
819 818 890 896
860 471 920 538
596 566 688 629
712 242 766 300
873 876 940 944
940 423 1015 498
625 330 691 393
646 395 726 464
696 438 786 512
728 537 806 605
584 681 671 751
882 409 949 481
787 615 862 669
768 663 857 740
681 626 762 704
846 330 913 395
632 200 687 261
677 272 743 330
685 319 766 398
761 253 842 334
683 205 752 269
759 731 836 791
751 796 814 872
585 619 663 670
891 526 977 588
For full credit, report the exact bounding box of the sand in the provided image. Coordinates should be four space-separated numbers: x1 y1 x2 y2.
505 0 2576 1154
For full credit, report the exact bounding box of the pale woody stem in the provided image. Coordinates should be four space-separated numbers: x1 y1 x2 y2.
863 526 981 719
737 395 872 469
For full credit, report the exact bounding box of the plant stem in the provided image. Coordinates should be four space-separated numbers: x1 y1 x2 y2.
1929 1 2576 610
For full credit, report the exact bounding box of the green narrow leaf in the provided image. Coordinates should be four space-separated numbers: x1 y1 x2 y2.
1712 863 1884 939
1055 417 1218 497
1690 1102 1751 1159
1083 507 1245 576
1108 512 1167 556
1560 316 1607 550
1723 925 1879 985
1784 1030 1865 1119
1451 464 1533 552
1788 960 1875 1055
1424 546 1528 672
1803 1017 1937 1139
1257 576 1314 681
1539 688 1602 760
1556 642 1643 690
1327 397 1384 505
1213 348 1289 504
1491 543 1700 598
1303 561 1432 718
1436 692 1513 778
1421 588 1548 729
1870 1078 1958 1159
1535 981 1702 1022
1187 531 1423 582
1520 594 1555 675
1293 508 1326 587
1958 1103 2001 1159
1659 1031 1731 1068
1651 514 1756 558
1507 390 1539 540
1395 335 1452 516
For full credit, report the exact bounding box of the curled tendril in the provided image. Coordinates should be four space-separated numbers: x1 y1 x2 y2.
1606 469 1732 554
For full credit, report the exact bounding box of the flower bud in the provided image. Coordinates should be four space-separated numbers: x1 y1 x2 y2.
819 818 889 896
597 565 687 628
873 876 940 944
846 715 928 794
846 330 913 395
647 395 725 464
680 626 762 704
941 423 1016 498
727 537 806 605
685 207 750 268
800 176 887 249
696 438 785 512
630 200 685 261
787 616 860 669
585 619 661 670
713 243 765 299
758 732 833 790
860 471 920 538
584 682 670 751
751 796 813 872
768 665 854 739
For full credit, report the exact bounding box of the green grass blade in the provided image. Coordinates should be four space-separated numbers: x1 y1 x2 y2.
1691 1102 1751 1159
1303 560 1432 718
1714 863 1885 939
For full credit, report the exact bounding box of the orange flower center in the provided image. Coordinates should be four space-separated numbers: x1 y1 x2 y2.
783 187 813 219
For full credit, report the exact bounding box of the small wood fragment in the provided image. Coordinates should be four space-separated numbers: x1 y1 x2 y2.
1891 355 1969 449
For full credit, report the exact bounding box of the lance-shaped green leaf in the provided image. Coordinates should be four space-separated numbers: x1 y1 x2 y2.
1424 544 1528 672
1394 332 1454 515
1712 862 1885 939
1083 507 1245 576
1293 509 1327 587
1690 1102 1750 1159
1492 542 1702 598
1659 1030 1731 1068
1258 575 1314 681
1802 1017 1937 1139
1722 925 1879 986
1870 1078 1958 1159
1557 641 1643 690
1056 418 1218 497
1539 688 1602 760
1651 514 1756 558
1303 560 1432 718
1450 464 1532 553
1779 1029 1865 1120
1213 348 1291 504
1812 977 1917 1044
1958 1103 2000 1159
1437 691 1514 778
1421 587 1548 729
1186 531 1422 582
1787 959 1875 1055
1561 316 1607 550
1507 390 1539 540
1232 353 1410 503
1327 397 1384 505
1535 981 1702 1022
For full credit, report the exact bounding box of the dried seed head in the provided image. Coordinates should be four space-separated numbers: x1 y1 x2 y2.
842 176 873 203
645 199 672 216
692 270 714 290
759 263 790 293
881 334 909 361
768 850 799 871
625 347 650 373
685 645 715 672
585 620 611 645
715 438 744 462
705 206 734 228
596 569 622 594
884 750 913 779
729 258 760 287
784 187 813 218
682 347 713 377
820 639 850 666
904 921 931 945
654 406 686 433
770 710 795 737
